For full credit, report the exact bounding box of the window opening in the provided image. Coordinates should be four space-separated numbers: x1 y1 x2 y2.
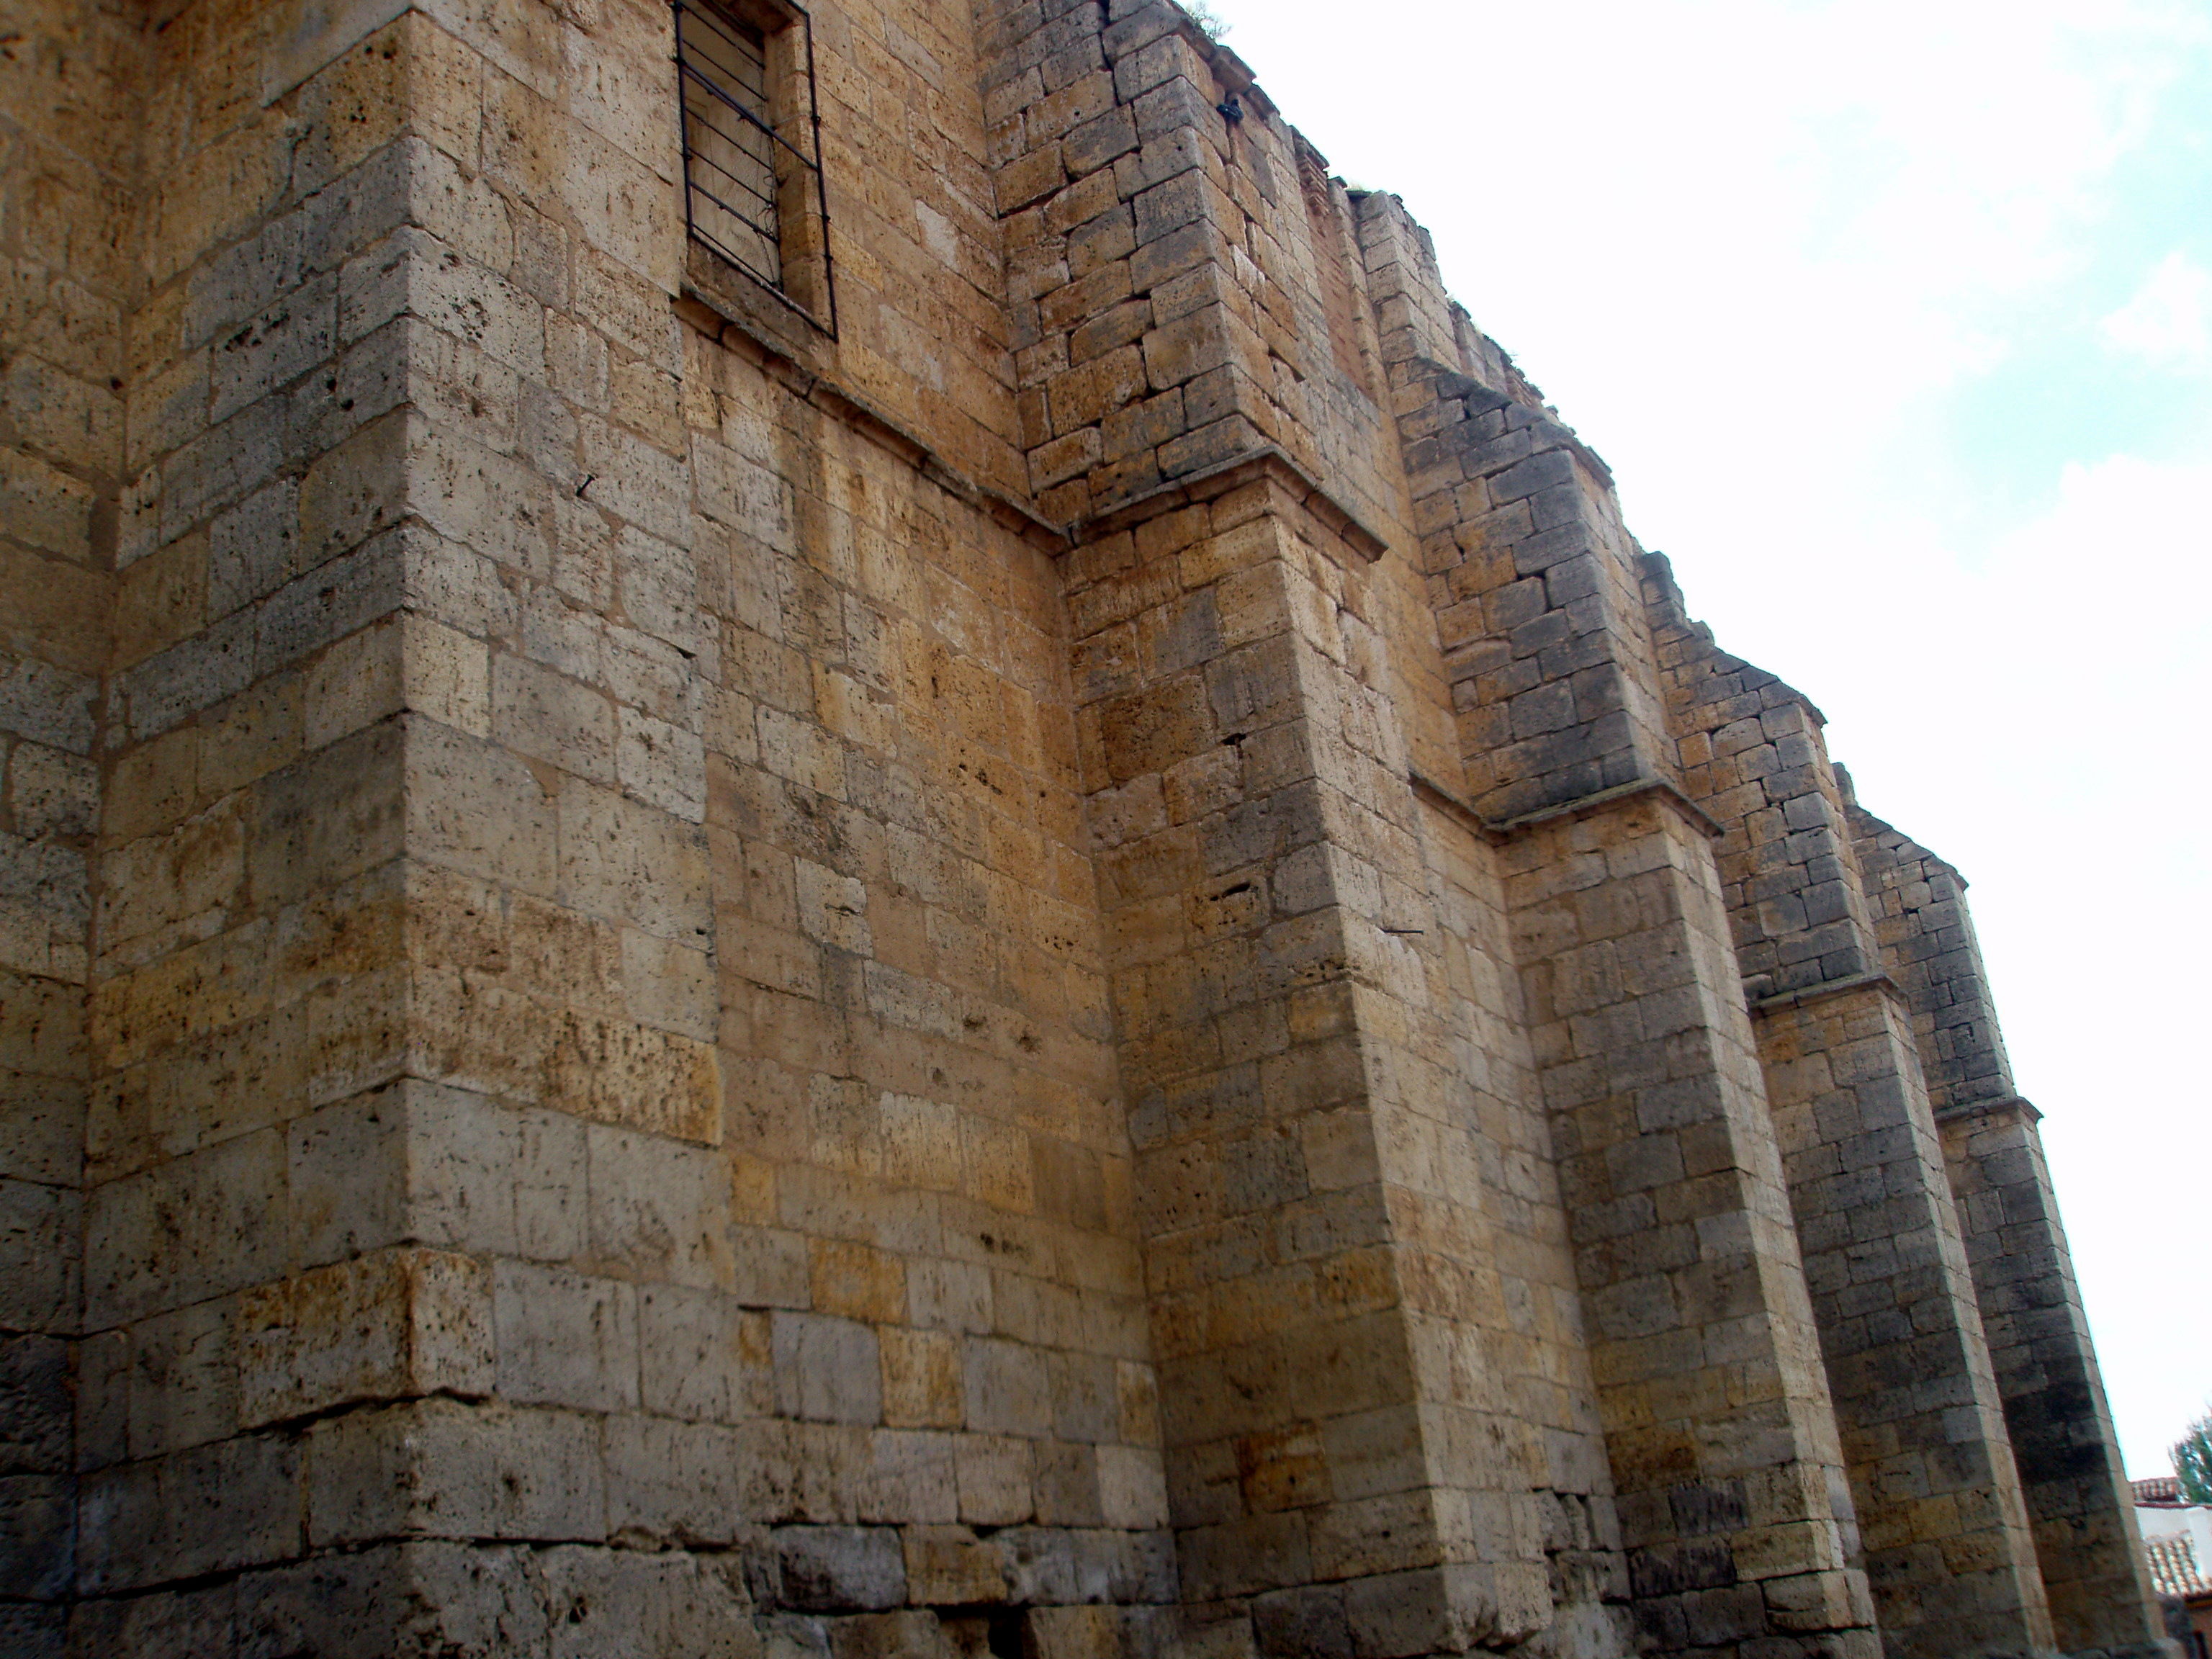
675 0 836 333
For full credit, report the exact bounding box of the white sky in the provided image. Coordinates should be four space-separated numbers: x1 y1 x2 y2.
1198 0 2212 1477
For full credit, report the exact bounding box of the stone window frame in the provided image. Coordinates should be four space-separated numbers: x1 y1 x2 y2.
674 0 837 336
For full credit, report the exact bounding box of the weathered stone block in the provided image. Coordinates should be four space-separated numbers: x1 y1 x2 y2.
773 1527 907 1614
493 1257 639 1412
237 1246 493 1426
305 1398 603 1546
776 1315 884 1427
244 1543 534 1658
538 1545 763 1659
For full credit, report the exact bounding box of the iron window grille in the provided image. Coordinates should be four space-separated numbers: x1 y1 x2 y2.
675 0 835 335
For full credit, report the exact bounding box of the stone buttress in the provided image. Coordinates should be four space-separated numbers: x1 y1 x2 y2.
1848 793 2166 1658
1364 192 1881 1658
0 0 2170 1656
1644 557 2052 1659
988 2 1617 1648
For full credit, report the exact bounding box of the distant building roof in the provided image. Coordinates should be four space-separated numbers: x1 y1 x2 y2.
2137 1476 2185 1506
2147 1535 2212 1602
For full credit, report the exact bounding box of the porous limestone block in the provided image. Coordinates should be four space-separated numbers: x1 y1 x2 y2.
1502 796 1879 1655
305 1398 605 1547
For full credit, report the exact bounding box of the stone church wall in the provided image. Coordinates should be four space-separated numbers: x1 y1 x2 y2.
0 0 2171 1655
0 0 122 1649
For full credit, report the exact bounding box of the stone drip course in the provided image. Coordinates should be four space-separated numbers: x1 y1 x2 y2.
0 0 2172 1655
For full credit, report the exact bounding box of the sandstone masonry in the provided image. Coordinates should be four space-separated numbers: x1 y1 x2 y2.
0 0 2172 1655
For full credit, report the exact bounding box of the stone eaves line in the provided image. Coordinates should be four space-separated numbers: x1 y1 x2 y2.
1747 968 1899 1017
1156 4 1280 125
1640 550 1833 731
1411 769 1725 847
1843 802 1974 895
1413 357 1618 493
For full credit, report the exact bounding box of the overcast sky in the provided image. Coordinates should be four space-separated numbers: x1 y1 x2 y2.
1197 0 2212 1477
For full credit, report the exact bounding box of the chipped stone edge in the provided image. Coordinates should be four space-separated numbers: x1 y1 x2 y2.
1074 444 1390 562
1409 768 1724 847
1746 968 1899 1017
1933 1093 2044 1127
1486 774 1726 842
1408 769 1506 846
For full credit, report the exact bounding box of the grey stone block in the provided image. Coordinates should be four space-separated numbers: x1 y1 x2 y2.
774 1316 882 1427
0 1601 65 1658
0 1334 71 1475
536 1544 762 1659
603 1415 748 1546
0 1473 73 1599
493 1259 639 1413
305 1400 602 1547
238 1540 547 1659
772 1526 906 1614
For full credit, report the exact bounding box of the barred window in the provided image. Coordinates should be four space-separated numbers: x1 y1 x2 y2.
675 0 835 333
